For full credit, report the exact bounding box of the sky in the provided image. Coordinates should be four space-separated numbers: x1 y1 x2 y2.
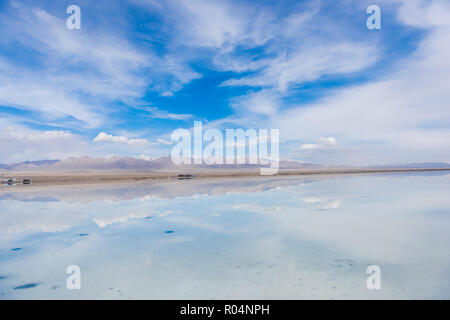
0 0 449 165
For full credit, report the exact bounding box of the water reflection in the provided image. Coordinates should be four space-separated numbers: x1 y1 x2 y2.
0 172 449 299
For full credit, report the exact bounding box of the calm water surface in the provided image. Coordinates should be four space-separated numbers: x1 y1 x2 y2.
0 172 449 299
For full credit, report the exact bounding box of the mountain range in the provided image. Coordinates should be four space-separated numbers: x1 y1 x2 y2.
1 156 449 172
0 156 317 171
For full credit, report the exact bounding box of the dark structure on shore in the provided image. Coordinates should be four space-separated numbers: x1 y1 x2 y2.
1 178 32 185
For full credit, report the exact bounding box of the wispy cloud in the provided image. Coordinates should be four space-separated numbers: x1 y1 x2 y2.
222 43 378 91
146 107 193 121
157 138 173 145
0 1 199 130
300 137 337 151
93 132 152 146
0 119 88 163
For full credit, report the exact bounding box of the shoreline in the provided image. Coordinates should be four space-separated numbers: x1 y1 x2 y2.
1 167 449 188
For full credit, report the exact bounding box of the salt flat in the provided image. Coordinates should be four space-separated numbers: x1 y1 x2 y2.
1 171 449 299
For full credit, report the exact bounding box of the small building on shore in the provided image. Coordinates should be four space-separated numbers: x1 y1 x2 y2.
1 178 31 185
1 178 17 185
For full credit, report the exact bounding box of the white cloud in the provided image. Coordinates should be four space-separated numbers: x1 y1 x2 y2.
161 0 257 48
149 0 379 118
0 120 88 163
93 132 151 146
137 0 375 97
230 90 280 116
0 69 105 129
322 200 341 210
319 137 337 147
93 212 150 228
233 203 283 215
0 2 200 130
302 197 321 204
138 154 154 161
94 132 129 144
0 4 147 128
395 0 450 28
128 138 151 146
300 137 338 151
223 43 378 92
300 143 320 151
302 197 341 210
10 130 74 142
157 138 173 145
146 107 193 121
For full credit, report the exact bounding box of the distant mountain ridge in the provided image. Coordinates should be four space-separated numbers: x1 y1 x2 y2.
371 162 450 169
1 157 449 172
0 159 60 170
0 156 317 171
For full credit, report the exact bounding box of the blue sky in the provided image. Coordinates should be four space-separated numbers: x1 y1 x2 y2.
0 0 449 164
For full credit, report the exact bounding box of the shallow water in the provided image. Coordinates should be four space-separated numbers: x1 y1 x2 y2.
0 172 449 299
